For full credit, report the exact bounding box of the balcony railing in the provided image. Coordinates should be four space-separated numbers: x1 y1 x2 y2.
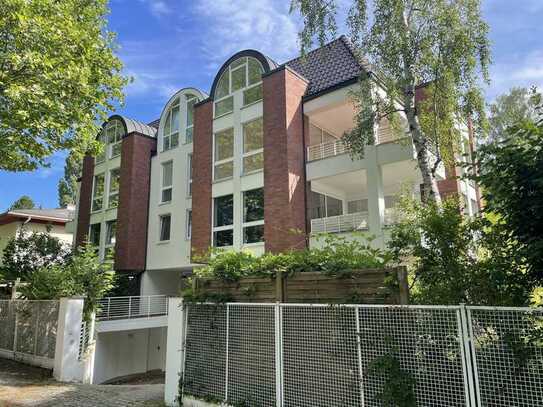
96 295 169 321
311 212 368 234
307 139 347 162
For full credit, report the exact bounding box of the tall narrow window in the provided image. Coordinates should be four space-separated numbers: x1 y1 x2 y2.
106 120 123 158
214 128 234 181
187 154 193 197
243 188 264 244
161 161 173 203
163 99 180 151
243 118 264 174
89 223 101 247
186 209 192 240
105 220 116 258
96 132 106 164
159 214 171 242
92 173 105 211
213 194 234 247
310 191 343 219
186 96 196 144
108 168 120 208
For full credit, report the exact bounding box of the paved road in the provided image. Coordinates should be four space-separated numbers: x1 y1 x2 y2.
0 359 165 407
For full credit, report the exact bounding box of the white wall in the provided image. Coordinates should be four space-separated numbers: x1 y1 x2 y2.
93 327 167 384
140 269 182 297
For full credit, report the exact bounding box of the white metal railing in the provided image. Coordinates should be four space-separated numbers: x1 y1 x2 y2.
311 212 368 234
384 207 398 226
307 139 347 162
96 295 169 321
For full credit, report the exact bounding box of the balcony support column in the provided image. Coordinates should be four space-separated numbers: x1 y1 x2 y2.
366 147 385 248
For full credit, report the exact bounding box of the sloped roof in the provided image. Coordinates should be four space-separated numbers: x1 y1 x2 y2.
148 119 160 129
0 208 74 225
285 35 370 99
118 116 157 138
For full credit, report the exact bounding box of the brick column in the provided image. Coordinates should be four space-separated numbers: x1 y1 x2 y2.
191 100 213 260
115 132 156 272
263 67 309 253
75 155 94 247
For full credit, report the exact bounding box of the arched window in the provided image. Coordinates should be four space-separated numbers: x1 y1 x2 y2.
162 98 180 151
214 57 264 117
97 119 124 162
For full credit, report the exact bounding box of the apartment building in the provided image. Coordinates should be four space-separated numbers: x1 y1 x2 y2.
73 36 479 383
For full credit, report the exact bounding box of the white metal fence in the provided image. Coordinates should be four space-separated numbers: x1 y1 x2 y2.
179 303 543 407
0 300 59 365
311 212 369 234
96 295 169 321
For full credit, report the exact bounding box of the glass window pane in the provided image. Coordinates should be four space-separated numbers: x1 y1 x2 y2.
89 223 101 246
348 199 368 214
106 220 116 245
164 111 171 137
230 57 246 69
244 188 264 222
92 174 104 211
215 71 229 99
214 161 233 181
163 135 171 151
310 191 326 219
243 152 263 173
244 224 264 244
186 210 192 239
171 132 179 148
214 195 233 227
243 84 263 106
186 127 193 144
111 142 122 157
243 118 263 153
108 194 118 209
248 58 263 85
214 229 233 247
215 128 234 161
160 215 171 241
162 188 172 203
171 105 180 132
109 168 120 193
326 195 343 217
231 66 246 92
162 161 173 187
384 195 398 209
215 96 233 117
186 97 195 127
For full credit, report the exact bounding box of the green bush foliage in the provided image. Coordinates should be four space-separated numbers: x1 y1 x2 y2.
193 233 392 283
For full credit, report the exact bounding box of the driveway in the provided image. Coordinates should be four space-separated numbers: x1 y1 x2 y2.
0 359 165 407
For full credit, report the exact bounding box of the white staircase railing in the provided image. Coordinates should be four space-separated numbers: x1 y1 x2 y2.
311 212 369 234
96 295 169 321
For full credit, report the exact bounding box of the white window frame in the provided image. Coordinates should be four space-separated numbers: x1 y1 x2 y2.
213 57 263 118
107 120 123 159
186 209 192 240
185 95 196 144
88 222 101 247
187 153 193 197
91 173 105 212
161 160 173 203
242 117 264 175
96 132 106 164
104 219 116 259
107 168 120 209
159 214 171 242
213 128 234 182
242 188 264 245
212 194 234 248
163 98 180 152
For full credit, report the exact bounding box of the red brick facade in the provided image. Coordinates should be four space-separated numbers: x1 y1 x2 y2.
263 67 309 253
115 133 156 272
190 100 213 259
75 155 95 247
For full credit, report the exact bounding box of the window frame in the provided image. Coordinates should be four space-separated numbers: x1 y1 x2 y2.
159 214 172 242
213 127 235 182
162 98 180 152
104 220 116 259
213 57 264 118
89 223 101 247
91 173 105 212
161 160 173 203
212 194 234 248
107 167 120 209
185 95 197 144
242 188 264 245
96 132 107 164
186 209 192 240
187 153 193 197
107 120 123 159
242 117 264 175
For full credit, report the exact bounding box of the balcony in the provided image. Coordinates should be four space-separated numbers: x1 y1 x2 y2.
307 139 347 162
97 295 168 321
311 212 368 234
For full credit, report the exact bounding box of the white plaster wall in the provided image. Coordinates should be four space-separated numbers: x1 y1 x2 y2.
146 88 206 271
140 269 182 297
93 327 167 384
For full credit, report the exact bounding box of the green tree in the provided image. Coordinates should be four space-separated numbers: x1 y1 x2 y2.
473 101 543 281
58 151 82 207
8 195 35 210
21 244 114 319
291 0 490 203
0 227 70 281
488 87 540 143
0 0 128 172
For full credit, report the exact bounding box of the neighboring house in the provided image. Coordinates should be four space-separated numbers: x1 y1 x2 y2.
72 36 481 383
0 207 74 265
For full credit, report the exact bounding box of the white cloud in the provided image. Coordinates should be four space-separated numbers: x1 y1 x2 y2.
138 0 172 18
490 50 543 100
193 0 302 70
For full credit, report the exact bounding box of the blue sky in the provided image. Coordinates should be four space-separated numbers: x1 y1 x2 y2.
1 0 542 211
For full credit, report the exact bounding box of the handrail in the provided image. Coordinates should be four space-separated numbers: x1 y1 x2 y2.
96 295 169 321
311 212 368 234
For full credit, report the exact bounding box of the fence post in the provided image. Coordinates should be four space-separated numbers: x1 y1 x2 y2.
459 304 479 407
355 306 365 406
274 302 283 407
53 297 85 382
276 270 284 302
164 298 185 406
